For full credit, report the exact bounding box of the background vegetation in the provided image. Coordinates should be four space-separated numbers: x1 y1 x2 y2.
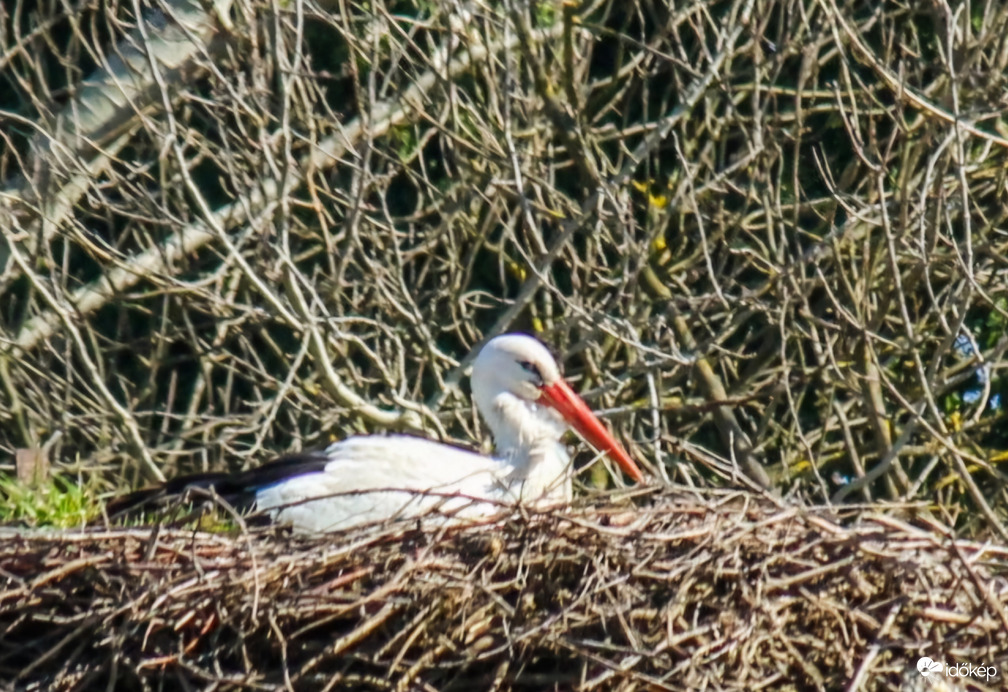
1 0 1007 539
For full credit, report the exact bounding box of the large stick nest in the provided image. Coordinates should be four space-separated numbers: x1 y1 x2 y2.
2 492 1006 690
3 0 1008 527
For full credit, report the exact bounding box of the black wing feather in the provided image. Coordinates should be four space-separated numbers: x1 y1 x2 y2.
106 451 333 519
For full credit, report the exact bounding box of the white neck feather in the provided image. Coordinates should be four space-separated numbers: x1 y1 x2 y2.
478 391 572 503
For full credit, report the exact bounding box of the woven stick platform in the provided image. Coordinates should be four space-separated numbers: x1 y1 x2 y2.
1 491 1006 690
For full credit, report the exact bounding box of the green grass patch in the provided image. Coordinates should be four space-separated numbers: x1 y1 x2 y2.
0 474 101 528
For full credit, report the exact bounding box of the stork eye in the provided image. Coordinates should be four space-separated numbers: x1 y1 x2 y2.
517 360 543 383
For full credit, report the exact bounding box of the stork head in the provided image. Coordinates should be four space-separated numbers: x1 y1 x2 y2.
472 333 562 402
471 333 645 483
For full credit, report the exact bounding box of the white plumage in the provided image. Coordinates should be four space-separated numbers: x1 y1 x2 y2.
256 436 519 531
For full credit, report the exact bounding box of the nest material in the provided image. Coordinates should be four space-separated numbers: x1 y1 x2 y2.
1 492 1006 691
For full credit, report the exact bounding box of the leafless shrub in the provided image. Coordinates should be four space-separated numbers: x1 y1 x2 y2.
0 1 1006 530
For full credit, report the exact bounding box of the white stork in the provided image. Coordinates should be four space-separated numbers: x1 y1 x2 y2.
110 333 644 531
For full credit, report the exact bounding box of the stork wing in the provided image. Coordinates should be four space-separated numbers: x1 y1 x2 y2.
255 435 514 531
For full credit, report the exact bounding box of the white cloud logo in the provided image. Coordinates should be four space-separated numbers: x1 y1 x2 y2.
917 657 943 677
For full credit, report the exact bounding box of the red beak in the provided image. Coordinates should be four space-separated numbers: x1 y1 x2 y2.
538 380 645 484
